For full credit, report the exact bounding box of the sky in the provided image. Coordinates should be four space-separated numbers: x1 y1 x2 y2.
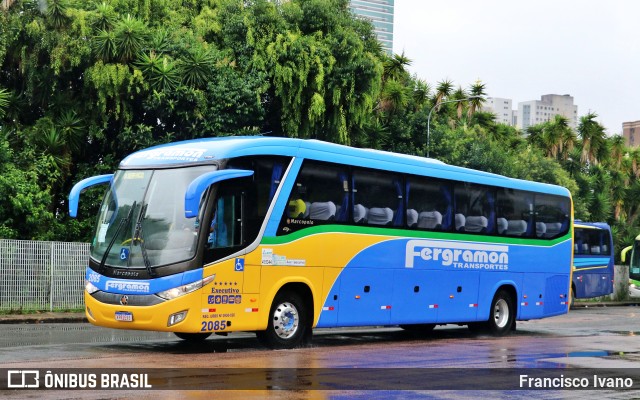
392 0 640 135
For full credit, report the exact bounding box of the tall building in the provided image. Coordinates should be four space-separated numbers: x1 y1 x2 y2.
623 120 640 147
482 97 516 126
349 0 395 54
516 94 578 131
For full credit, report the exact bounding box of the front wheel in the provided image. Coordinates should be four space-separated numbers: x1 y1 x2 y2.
256 291 310 349
487 290 515 336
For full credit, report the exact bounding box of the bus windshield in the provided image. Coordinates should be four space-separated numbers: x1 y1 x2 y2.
91 166 216 269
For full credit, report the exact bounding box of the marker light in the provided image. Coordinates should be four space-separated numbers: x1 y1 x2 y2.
85 280 99 294
156 274 216 300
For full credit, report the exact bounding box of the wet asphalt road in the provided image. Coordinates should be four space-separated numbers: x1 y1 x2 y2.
2 305 640 399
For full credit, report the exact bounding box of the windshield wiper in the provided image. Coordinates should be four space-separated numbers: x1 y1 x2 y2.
132 203 155 277
99 201 136 273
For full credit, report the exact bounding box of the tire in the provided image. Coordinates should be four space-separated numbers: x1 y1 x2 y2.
486 290 515 336
174 332 212 342
256 291 310 349
400 324 436 334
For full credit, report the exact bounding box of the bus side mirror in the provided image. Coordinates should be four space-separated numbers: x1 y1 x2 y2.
184 169 254 218
621 245 633 264
69 174 114 218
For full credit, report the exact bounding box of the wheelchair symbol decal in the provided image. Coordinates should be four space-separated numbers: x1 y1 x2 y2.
235 258 244 272
120 248 129 260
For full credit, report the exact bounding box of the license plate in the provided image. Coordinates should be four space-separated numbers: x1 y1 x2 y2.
115 311 133 322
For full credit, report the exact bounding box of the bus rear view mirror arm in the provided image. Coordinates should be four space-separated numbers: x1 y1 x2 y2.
68 174 114 218
184 169 254 218
621 245 632 264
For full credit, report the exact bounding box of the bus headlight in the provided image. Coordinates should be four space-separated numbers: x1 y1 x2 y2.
85 280 99 294
156 274 216 301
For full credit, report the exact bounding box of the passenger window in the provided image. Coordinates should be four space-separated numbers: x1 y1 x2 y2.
496 189 534 237
454 183 495 234
278 161 349 235
353 169 403 227
406 177 451 231
535 194 570 239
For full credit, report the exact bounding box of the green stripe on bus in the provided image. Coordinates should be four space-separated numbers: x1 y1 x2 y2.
261 225 570 246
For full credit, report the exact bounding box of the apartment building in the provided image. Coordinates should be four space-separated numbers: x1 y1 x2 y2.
623 120 640 147
517 94 578 131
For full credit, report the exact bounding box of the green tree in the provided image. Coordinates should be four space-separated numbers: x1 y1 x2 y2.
467 80 486 118
577 112 606 165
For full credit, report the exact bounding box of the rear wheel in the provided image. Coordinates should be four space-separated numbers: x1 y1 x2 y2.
487 290 515 335
174 332 212 342
256 291 309 349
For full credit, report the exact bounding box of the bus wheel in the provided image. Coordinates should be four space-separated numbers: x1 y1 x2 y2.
487 290 515 336
174 332 212 342
257 291 309 349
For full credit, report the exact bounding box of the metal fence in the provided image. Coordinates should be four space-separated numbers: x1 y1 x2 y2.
0 239 89 312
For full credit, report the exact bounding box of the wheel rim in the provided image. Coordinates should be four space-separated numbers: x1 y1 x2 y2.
272 301 299 339
493 298 509 328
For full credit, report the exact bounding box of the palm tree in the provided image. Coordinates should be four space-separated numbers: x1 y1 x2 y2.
45 0 71 29
631 148 640 179
412 79 431 111
180 46 217 88
379 79 410 115
114 14 149 62
434 79 454 111
92 2 116 31
578 112 606 165
608 135 626 169
57 110 85 154
383 52 411 83
93 29 117 61
467 80 486 118
451 86 468 119
526 124 545 150
136 52 179 92
610 169 628 219
548 115 576 161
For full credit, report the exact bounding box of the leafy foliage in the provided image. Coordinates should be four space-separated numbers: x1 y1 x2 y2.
0 0 637 260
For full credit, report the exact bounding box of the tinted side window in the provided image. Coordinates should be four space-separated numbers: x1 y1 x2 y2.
454 183 496 234
278 161 349 235
226 156 291 219
496 189 534 237
353 169 403 227
535 194 570 239
574 228 611 255
406 176 452 231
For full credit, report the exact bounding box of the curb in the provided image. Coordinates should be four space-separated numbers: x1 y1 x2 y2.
0 313 87 324
571 300 640 308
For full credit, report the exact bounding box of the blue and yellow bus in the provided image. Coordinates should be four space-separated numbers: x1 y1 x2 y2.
69 137 573 348
572 222 614 302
